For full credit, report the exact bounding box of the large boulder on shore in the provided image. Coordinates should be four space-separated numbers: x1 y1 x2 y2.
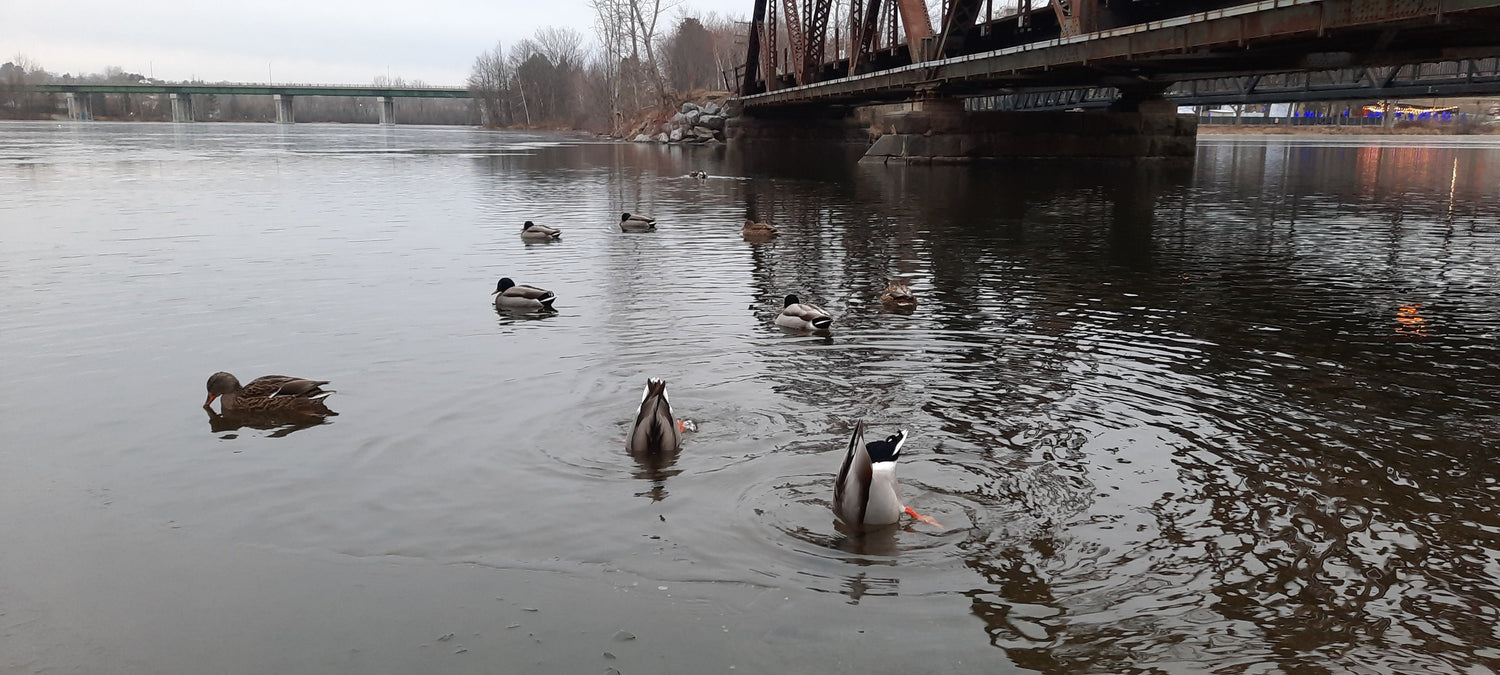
698 114 725 131
703 102 721 116
669 127 685 142
691 126 716 141
670 112 688 126
681 102 701 114
632 134 651 143
684 110 702 126
654 132 669 143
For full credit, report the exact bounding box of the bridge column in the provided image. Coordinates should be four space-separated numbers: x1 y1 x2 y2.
169 93 195 122
65 92 94 121
376 96 394 125
858 94 1196 163
274 94 295 124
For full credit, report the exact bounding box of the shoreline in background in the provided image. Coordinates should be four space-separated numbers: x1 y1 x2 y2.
1198 123 1500 135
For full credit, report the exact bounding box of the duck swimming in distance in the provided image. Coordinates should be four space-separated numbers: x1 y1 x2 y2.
620 212 657 232
627 378 685 455
204 372 335 416
880 278 917 311
493 277 557 311
742 220 779 238
520 221 562 241
834 421 940 531
775 294 832 332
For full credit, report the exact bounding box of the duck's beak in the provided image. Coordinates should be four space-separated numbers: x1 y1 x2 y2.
204 393 219 408
490 289 500 295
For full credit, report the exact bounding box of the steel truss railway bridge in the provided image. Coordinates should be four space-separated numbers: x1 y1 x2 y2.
729 0 1500 160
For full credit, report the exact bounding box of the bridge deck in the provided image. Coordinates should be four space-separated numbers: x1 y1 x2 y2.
29 84 470 99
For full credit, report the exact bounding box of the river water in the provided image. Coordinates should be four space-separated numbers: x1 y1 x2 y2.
2 121 1497 673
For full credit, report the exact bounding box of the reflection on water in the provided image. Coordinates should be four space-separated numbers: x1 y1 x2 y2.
2 122 1498 673
204 407 335 439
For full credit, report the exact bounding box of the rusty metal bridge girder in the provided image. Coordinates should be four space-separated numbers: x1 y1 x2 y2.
894 0 937 61
781 0 807 83
739 0 1500 107
850 0 885 74
743 0 769 96
937 0 986 56
805 0 834 81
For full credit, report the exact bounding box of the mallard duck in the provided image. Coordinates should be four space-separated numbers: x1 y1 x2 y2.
204 372 334 415
880 279 916 311
520 221 562 241
775 294 832 331
620 212 657 232
627 378 682 455
834 421 940 530
493 277 556 310
742 220 779 238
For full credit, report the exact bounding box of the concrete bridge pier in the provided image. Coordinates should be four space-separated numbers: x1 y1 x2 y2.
859 94 1196 163
169 93 195 122
376 96 395 125
274 94 295 124
65 92 94 121
731 90 1196 162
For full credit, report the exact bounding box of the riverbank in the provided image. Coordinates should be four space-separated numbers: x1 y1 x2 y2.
617 90 733 143
1199 122 1500 135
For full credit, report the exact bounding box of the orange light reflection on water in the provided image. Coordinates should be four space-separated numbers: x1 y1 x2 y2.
1397 304 1427 336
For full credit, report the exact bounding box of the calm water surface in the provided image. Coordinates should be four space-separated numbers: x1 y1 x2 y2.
2 121 1498 673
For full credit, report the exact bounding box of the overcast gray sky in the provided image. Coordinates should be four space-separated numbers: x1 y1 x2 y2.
3 0 748 85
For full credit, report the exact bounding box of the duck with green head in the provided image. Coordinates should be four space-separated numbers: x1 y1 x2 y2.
775 294 832 332
834 421 940 531
493 277 557 311
520 221 562 241
620 212 657 232
627 378 684 456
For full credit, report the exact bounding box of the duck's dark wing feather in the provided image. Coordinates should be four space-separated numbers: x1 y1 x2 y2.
834 421 871 524
241 376 332 399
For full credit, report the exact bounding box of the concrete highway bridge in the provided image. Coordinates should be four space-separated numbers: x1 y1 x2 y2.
730 0 1500 160
27 83 470 124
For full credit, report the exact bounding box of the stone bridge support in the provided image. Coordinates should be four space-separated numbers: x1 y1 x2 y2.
65 93 94 121
861 97 1196 162
376 96 394 125
730 95 1197 162
274 94 295 124
169 93 195 122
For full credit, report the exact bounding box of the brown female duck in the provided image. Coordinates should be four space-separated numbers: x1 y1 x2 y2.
204 372 335 415
880 279 917 311
742 220 779 239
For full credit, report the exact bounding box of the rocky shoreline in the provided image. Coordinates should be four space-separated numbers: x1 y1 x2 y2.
629 101 728 144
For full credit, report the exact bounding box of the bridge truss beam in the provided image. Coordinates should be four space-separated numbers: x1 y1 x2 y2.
740 0 1500 108
977 58 1500 110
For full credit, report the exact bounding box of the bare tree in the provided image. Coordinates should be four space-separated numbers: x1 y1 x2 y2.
664 16 719 92
1 54 51 119
535 26 587 70
629 0 671 98
467 42 514 127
